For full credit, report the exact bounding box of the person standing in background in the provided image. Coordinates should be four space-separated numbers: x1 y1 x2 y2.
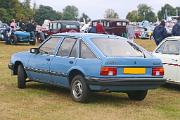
153 21 167 46
172 16 180 36
126 23 135 42
10 19 17 31
96 21 105 34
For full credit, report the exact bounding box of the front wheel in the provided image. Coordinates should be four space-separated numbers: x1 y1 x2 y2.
70 75 89 103
17 64 27 89
127 90 148 101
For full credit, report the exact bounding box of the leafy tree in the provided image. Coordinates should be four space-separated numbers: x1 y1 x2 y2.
62 5 79 20
104 9 119 19
21 0 33 21
79 13 91 23
126 10 139 22
137 4 156 22
126 4 156 22
0 0 25 23
34 5 62 25
158 4 176 20
0 8 12 23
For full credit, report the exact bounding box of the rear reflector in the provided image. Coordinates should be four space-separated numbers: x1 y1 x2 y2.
100 67 117 76
152 67 164 76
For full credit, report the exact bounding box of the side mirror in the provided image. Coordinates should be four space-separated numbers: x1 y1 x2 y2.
30 48 39 54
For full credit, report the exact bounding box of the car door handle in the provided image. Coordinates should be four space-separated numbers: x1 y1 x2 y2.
46 58 50 61
69 61 73 64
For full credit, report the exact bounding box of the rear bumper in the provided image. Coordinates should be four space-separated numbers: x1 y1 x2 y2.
86 77 166 91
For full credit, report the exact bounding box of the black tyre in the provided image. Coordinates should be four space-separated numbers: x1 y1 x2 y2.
10 35 17 45
17 64 27 89
70 75 89 103
29 40 36 45
127 90 148 101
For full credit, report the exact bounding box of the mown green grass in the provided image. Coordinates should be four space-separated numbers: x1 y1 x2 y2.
0 40 179 120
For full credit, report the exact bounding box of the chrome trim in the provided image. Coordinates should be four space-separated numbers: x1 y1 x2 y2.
24 67 67 77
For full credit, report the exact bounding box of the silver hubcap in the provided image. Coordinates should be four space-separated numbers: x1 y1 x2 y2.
72 80 83 99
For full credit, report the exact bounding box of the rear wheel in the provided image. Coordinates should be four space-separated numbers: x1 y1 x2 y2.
70 75 89 103
10 35 17 45
127 90 148 101
29 40 36 45
17 64 27 89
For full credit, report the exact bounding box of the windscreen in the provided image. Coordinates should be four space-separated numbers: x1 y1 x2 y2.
92 38 144 57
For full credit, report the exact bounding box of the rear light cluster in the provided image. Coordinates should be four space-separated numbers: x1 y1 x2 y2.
152 67 164 76
100 67 117 76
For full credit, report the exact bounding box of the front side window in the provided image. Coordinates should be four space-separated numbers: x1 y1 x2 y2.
80 41 96 59
92 38 144 57
39 37 62 55
162 40 180 55
58 38 77 56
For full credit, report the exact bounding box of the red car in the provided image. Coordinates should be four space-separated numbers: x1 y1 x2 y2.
91 19 129 36
43 20 80 37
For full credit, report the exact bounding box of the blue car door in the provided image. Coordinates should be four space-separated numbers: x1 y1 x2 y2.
50 37 79 87
27 37 62 83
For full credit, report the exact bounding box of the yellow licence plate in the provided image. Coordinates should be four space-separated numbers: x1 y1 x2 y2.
123 68 146 74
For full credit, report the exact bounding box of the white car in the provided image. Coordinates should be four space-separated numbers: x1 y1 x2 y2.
153 36 180 85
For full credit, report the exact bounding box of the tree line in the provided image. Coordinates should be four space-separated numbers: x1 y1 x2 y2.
0 0 91 25
126 4 180 22
0 0 179 25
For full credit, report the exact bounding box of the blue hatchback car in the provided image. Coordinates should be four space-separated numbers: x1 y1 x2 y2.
9 33 166 102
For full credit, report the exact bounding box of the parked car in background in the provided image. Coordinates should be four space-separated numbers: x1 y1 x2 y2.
153 36 180 85
9 31 36 45
9 33 166 102
91 19 129 36
43 20 80 37
0 23 8 40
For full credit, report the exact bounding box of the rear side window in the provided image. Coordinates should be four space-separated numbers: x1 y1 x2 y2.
39 37 62 55
58 38 77 56
92 38 144 57
80 41 96 59
162 40 180 54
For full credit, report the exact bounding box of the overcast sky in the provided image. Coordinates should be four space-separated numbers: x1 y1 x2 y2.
30 0 180 19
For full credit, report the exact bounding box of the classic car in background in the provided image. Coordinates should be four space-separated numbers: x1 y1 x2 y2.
9 33 166 102
153 36 180 85
91 19 129 36
0 23 8 40
9 31 36 45
43 20 80 37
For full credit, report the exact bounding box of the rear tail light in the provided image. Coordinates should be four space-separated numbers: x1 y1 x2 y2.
100 67 117 76
152 67 164 76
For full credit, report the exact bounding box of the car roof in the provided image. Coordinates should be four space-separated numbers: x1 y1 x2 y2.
92 18 129 22
52 33 123 39
165 36 180 41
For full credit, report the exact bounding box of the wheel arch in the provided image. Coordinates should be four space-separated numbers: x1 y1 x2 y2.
68 69 86 85
13 61 23 75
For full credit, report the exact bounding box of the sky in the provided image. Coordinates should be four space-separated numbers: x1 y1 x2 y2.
28 0 180 19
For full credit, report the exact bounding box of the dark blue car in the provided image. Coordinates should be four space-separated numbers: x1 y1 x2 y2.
8 33 166 102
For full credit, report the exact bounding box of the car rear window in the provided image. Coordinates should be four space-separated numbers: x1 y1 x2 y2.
92 38 144 57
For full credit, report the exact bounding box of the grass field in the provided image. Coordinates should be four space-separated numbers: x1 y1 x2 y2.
0 39 179 120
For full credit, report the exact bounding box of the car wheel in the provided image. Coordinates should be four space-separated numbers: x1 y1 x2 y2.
127 90 148 101
70 75 89 103
29 40 36 45
17 64 27 89
10 35 17 45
